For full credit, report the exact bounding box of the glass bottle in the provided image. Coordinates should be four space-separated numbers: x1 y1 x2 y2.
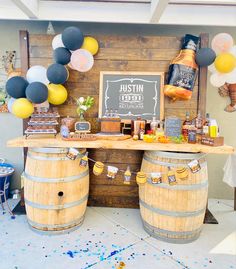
182 112 191 140
195 112 203 143
109 109 114 118
202 113 210 136
103 109 109 118
195 111 203 129
150 117 159 134
188 124 197 144
139 122 145 140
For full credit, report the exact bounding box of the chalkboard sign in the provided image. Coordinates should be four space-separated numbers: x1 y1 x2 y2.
99 71 164 120
75 121 91 133
164 117 182 137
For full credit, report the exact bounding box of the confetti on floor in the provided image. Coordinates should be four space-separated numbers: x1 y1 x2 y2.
0 199 235 269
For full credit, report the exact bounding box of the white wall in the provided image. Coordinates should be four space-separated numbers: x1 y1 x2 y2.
0 20 235 198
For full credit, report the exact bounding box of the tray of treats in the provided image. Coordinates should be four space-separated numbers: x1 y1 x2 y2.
31 112 60 118
25 126 57 137
28 120 59 126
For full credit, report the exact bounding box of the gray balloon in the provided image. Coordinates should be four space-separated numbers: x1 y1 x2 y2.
196 48 216 67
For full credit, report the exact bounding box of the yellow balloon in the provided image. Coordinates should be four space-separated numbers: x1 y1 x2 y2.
48 84 68 105
12 98 34 119
81 36 99 56
214 53 236 73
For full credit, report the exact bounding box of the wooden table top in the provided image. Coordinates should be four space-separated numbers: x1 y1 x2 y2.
7 135 234 154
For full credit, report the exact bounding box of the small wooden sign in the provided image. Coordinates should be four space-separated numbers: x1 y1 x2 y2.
99 71 164 120
75 121 91 133
164 117 182 137
201 136 224 147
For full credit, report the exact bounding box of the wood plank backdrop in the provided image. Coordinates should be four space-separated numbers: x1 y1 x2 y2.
25 33 208 208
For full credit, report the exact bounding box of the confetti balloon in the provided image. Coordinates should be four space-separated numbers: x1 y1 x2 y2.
71 49 94 72
211 33 234 55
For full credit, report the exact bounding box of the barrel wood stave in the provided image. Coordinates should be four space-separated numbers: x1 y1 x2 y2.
24 147 89 233
139 151 208 243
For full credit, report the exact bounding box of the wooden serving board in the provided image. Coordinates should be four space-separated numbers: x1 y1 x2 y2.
95 134 131 141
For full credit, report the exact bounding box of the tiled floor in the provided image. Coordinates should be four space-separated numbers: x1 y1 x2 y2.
0 199 235 269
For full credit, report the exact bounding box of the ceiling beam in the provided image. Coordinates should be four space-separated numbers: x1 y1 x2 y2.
159 4 236 26
11 0 38 19
150 0 169 23
38 1 150 23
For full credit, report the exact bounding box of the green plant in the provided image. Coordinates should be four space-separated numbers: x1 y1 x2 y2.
76 96 94 120
0 89 7 105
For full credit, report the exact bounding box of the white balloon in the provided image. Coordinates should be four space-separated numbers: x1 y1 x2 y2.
225 68 236 83
52 34 64 50
229 45 236 57
210 73 226 87
26 65 49 85
208 63 217 73
7 97 16 113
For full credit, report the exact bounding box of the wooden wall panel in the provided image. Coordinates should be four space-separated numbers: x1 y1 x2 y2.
28 33 207 208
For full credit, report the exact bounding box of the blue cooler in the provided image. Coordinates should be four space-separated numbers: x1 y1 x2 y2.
0 163 14 203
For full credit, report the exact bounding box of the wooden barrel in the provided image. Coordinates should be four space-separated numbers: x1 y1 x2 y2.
139 151 208 243
24 147 89 233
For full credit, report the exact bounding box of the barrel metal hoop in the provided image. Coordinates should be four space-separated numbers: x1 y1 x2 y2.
27 215 84 229
143 154 207 168
27 151 86 161
146 179 208 190
27 152 69 161
28 217 85 235
143 220 201 244
145 151 205 160
139 199 206 217
30 148 69 154
25 194 88 210
23 169 89 183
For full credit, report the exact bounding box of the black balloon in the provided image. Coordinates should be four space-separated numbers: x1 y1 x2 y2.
196 48 216 67
26 82 48 104
62 26 84 51
47 63 68 84
6 76 28 98
53 47 71 65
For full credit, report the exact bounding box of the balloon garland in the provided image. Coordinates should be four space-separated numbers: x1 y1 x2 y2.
6 26 99 119
208 33 236 87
